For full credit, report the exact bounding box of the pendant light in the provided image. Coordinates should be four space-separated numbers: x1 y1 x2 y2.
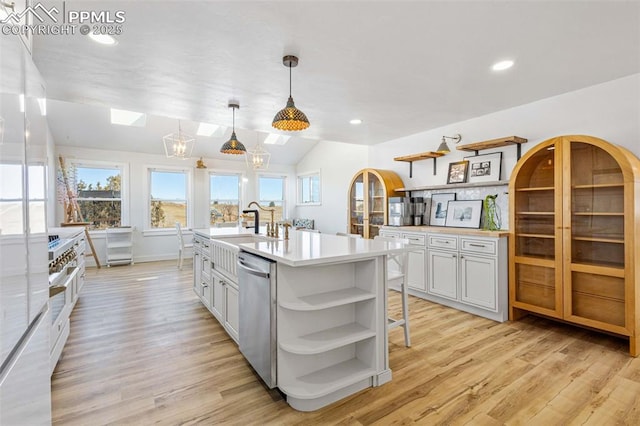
246 133 271 170
220 102 246 154
163 120 195 159
272 55 310 131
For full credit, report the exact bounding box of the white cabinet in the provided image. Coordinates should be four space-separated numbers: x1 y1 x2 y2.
427 249 458 300
224 283 239 342
427 233 508 322
193 234 240 344
402 232 427 292
105 227 133 266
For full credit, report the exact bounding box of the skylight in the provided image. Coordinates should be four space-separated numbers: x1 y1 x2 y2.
264 134 291 145
110 108 147 127
197 122 222 137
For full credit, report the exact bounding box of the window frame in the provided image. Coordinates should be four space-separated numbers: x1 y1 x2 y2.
209 170 243 227
68 160 128 232
257 173 288 222
145 166 191 232
297 170 321 206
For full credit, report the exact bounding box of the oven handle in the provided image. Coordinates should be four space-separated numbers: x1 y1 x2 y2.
49 266 78 297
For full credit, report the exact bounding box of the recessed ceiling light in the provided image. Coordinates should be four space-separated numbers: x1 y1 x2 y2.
350 119 362 125
89 33 117 45
492 60 514 71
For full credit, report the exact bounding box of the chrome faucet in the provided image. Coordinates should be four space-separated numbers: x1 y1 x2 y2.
247 201 278 237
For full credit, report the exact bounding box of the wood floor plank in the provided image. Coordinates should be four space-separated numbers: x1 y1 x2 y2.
51 260 636 425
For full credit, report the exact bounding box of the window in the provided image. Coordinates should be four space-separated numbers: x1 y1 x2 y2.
0 163 24 235
74 164 123 230
28 164 46 234
149 169 188 229
210 173 240 227
258 175 286 223
297 172 321 205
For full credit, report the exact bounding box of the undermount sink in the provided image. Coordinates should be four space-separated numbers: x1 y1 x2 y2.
213 234 277 246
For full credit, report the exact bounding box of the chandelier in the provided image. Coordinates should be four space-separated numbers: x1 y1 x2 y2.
246 136 271 170
163 121 195 159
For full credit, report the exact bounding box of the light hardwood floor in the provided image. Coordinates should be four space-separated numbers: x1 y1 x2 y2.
52 260 640 425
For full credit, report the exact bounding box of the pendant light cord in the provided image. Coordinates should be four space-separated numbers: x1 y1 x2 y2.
289 63 292 98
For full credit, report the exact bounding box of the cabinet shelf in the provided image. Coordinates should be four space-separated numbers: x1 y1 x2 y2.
516 233 555 239
279 287 375 311
279 358 376 400
279 323 375 355
572 212 624 216
106 242 133 249
457 135 528 159
573 184 624 189
516 211 555 216
516 186 555 192
572 236 624 244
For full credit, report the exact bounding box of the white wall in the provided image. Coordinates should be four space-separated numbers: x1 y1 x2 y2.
370 74 640 185
53 145 296 265
294 141 369 234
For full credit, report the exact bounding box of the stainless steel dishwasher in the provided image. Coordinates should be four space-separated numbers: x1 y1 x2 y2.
237 251 277 388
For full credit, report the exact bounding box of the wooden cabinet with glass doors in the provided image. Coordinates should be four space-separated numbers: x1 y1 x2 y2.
509 135 640 356
348 169 404 239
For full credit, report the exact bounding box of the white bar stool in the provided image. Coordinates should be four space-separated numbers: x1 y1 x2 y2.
374 235 411 347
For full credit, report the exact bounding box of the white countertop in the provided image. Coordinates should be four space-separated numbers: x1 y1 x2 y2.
238 231 405 267
193 227 406 267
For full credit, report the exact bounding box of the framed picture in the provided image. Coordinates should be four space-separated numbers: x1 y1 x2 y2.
447 160 469 184
464 152 503 183
445 199 483 228
429 193 456 226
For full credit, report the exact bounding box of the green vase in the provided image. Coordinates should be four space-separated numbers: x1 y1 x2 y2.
483 194 501 230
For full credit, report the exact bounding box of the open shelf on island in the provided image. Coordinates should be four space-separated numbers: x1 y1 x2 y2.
279 323 376 355
279 287 375 311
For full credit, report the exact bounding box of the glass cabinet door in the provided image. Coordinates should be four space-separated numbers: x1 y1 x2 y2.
512 142 562 317
367 172 385 239
349 173 364 237
566 141 626 329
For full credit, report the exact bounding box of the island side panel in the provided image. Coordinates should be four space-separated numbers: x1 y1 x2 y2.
276 256 389 411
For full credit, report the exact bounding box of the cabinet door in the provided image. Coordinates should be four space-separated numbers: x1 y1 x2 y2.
367 171 385 239
406 248 426 292
428 250 458 300
565 140 627 332
510 139 563 318
349 172 365 237
224 284 239 343
193 251 201 294
211 273 224 321
460 254 497 310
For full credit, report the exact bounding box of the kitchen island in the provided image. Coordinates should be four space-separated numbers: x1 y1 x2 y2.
191 227 406 411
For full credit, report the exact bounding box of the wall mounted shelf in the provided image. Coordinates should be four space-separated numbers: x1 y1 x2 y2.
397 179 508 194
457 136 528 159
393 151 444 178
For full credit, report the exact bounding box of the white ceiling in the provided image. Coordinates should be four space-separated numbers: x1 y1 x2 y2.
34 1 640 164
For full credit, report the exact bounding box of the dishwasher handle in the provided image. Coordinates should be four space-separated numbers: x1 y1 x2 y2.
237 260 270 279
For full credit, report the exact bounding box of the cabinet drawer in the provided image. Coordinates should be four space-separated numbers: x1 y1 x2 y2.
402 233 426 246
380 230 401 238
428 235 457 250
460 238 496 255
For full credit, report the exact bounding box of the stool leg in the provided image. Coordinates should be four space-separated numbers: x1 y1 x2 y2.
178 248 183 270
401 281 411 347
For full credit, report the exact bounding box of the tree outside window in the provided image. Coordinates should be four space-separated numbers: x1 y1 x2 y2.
149 170 187 229
210 173 240 226
74 166 122 229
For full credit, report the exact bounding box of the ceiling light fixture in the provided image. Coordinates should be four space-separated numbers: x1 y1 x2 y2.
220 102 246 154
246 134 271 170
272 55 310 131
436 134 462 154
163 120 195 159
492 60 514 71
88 33 117 45
350 119 362 125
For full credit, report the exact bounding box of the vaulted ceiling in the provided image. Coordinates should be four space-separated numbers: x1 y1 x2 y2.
34 1 640 164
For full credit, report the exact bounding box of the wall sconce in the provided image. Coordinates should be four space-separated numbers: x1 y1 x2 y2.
437 134 462 154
